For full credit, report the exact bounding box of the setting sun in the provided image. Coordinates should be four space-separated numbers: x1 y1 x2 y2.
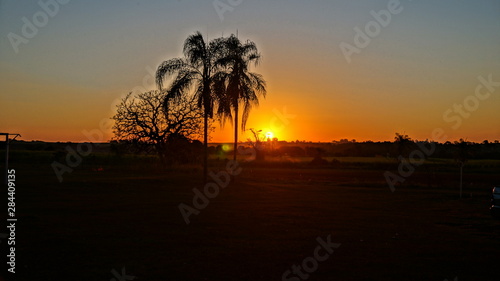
265 131 274 140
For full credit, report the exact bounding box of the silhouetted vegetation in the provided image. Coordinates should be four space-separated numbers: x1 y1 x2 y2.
3 138 500 173
155 31 266 182
112 90 204 165
214 34 267 161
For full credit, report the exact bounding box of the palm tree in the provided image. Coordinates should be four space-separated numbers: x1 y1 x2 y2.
156 31 224 183
394 132 413 159
215 34 267 161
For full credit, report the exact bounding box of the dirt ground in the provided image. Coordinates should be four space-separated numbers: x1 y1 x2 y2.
4 164 500 281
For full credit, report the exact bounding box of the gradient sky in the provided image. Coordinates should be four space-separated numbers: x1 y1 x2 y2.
1 0 499 143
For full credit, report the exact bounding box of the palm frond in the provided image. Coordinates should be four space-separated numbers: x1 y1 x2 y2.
156 58 188 90
211 71 232 126
184 31 207 68
163 70 198 113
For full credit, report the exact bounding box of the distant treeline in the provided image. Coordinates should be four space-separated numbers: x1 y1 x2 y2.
263 141 500 159
4 139 500 160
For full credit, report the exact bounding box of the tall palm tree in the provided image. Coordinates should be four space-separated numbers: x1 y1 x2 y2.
156 31 224 182
215 34 267 161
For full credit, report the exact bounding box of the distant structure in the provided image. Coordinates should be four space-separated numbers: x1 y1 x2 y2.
1 133 21 184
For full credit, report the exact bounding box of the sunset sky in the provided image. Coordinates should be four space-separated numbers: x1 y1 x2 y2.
1 0 499 143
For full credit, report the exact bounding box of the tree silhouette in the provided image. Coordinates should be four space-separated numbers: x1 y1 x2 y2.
247 128 266 161
394 132 413 158
214 34 267 161
156 31 225 182
112 91 204 165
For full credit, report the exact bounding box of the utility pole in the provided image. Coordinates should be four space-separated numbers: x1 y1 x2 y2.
1 133 21 184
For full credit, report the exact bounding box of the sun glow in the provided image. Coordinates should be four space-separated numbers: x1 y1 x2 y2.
265 131 274 140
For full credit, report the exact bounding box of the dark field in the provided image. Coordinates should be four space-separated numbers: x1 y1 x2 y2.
3 153 500 281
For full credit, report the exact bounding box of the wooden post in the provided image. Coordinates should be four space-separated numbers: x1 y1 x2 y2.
1 133 20 184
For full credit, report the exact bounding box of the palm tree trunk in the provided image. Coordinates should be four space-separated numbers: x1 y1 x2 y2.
203 112 208 184
233 103 239 161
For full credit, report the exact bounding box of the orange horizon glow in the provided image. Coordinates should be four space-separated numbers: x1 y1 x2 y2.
3 98 499 144
2 98 499 144
1 2 499 145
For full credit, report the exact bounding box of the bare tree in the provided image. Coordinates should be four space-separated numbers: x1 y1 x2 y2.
246 128 266 161
112 90 204 165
